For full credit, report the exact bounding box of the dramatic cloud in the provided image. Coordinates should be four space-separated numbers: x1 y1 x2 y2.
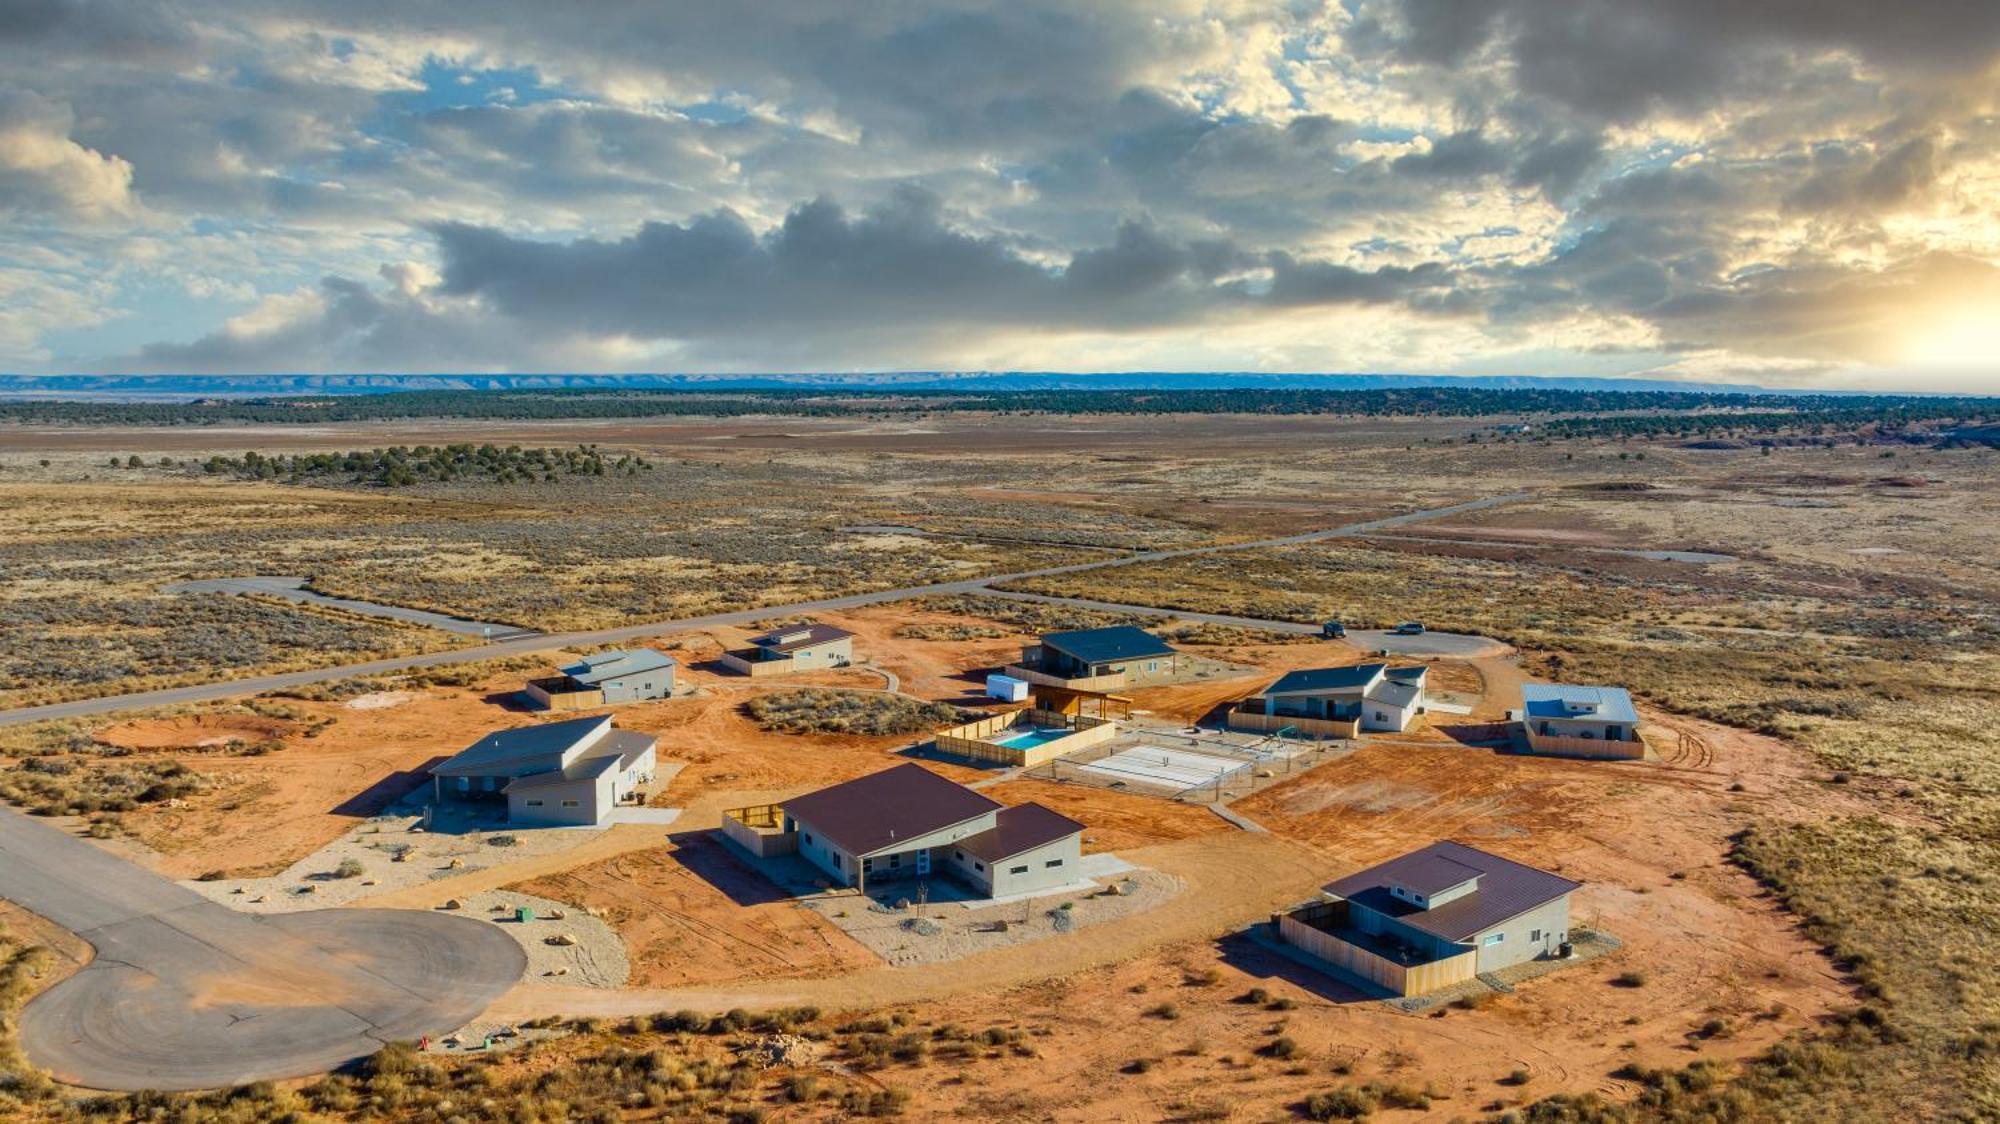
5 0 1999 385
0 89 134 219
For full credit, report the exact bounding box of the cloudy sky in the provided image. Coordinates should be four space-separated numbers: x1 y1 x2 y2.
4 1 1999 389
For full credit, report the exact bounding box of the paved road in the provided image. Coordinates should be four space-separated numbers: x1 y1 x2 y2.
163 576 540 639
0 808 525 1091
0 491 1527 727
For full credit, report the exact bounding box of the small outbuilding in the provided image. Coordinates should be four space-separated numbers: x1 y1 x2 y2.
525 647 677 710
985 673 1030 703
429 714 657 827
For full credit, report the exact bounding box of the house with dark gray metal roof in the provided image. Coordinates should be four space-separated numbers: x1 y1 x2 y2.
1239 662 1429 732
1278 841 1581 996
718 622 856 677
430 713 657 827
722 763 1085 898
1006 625 1180 689
1516 683 1644 758
525 647 677 710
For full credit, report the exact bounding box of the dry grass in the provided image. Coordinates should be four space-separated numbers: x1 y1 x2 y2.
0 1005 915 1122
744 689 978 736
996 469 2000 1120
0 757 208 817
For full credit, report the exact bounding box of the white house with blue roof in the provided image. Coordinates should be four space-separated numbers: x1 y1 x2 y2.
1517 683 1644 758
429 713 658 826
525 647 676 710
1241 662 1430 732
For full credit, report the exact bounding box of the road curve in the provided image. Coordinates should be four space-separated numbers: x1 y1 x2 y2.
0 808 526 1092
0 491 1528 727
163 576 539 640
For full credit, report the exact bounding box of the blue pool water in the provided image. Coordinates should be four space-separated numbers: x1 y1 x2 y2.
992 727 1074 749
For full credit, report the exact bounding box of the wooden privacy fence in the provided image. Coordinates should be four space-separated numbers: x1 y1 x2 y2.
1000 663 1127 692
933 710 1119 767
1522 727 1648 760
718 650 798 678
1228 708 1359 740
523 678 605 711
1277 901 1477 997
720 804 796 856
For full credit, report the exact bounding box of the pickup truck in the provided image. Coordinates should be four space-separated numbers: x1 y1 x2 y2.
1320 620 1346 639
1392 621 1426 635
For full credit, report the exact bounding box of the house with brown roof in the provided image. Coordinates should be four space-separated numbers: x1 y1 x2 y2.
717 622 856 677
721 764 1084 898
1277 841 1580 996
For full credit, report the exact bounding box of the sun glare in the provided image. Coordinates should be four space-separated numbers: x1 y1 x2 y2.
1903 306 2000 373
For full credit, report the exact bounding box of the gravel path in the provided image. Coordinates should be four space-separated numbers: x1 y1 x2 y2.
183 806 615 913
439 889 629 989
805 870 1183 968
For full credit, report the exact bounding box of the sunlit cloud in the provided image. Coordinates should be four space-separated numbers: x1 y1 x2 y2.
1 0 1996 387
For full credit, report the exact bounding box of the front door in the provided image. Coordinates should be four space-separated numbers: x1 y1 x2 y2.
915 850 931 876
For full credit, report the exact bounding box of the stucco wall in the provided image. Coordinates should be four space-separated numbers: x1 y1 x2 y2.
600 667 674 703
509 772 611 827
1470 896 1572 972
986 833 1083 897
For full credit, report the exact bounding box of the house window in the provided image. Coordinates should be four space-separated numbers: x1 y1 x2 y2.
974 862 984 872
561 799 580 808
1481 932 1505 946
862 858 873 873
525 799 544 807
1009 865 1029 875
1530 929 1542 942
889 854 901 869
456 776 470 792
1045 858 1063 868
802 833 812 846
953 850 964 861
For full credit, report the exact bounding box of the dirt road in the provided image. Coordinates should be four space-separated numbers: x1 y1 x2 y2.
480 831 1333 1021
0 492 1528 728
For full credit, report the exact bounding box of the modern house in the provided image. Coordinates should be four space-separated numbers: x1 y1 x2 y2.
523 647 677 710
722 763 1084 898
1005 625 1179 690
1278 841 1581 997
1231 663 1428 736
429 714 657 827
718 622 856 677
1516 683 1645 759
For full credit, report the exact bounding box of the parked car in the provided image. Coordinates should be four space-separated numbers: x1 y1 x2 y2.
1392 621 1426 635
1320 620 1346 639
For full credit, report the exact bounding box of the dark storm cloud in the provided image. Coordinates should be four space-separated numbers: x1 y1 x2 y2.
432 188 1453 340
1358 0 2000 121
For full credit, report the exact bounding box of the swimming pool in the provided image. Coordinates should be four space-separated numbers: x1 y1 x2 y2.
991 726 1076 750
